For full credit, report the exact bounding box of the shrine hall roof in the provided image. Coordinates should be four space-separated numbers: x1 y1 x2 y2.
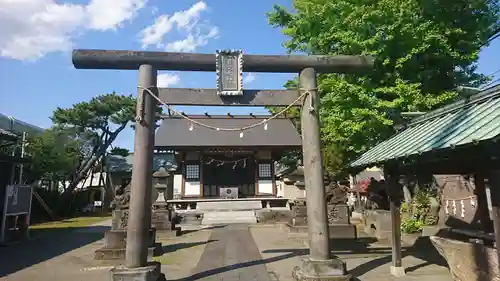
154 115 302 149
350 84 500 168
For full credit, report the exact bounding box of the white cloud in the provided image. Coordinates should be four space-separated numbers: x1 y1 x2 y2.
138 1 219 52
0 0 147 60
165 26 218 52
243 73 256 85
157 73 180 87
86 0 146 31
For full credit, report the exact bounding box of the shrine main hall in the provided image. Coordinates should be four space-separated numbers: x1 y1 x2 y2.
154 113 301 200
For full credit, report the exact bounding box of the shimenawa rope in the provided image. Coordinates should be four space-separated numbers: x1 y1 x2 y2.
137 86 314 132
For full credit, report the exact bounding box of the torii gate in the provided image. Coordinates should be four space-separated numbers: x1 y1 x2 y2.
72 49 373 281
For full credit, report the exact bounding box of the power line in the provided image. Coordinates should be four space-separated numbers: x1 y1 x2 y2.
482 76 500 89
487 68 500 78
481 26 500 47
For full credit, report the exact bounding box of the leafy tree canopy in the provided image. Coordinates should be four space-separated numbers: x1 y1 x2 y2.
26 128 84 183
109 146 131 157
267 0 500 175
50 93 157 205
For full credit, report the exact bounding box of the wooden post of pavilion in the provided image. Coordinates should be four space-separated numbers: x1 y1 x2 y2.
384 164 405 277
71 49 373 281
487 170 500 274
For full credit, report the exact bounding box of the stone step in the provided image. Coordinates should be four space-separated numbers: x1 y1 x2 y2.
197 200 262 211
202 217 257 225
201 211 257 225
203 210 255 218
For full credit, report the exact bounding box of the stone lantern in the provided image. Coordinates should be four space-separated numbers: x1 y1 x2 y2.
151 166 176 231
152 166 173 208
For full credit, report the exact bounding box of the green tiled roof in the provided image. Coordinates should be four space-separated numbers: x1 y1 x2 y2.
350 85 500 168
0 113 44 136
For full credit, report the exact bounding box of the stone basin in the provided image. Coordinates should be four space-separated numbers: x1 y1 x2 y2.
430 235 499 281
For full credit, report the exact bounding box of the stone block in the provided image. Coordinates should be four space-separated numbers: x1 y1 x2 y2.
329 224 357 239
95 228 160 261
95 244 162 260
197 200 262 211
291 205 308 218
256 209 291 223
151 212 174 231
327 204 350 225
292 257 351 281
111 209 130 230
181 213 203 225
104 229 157 249
202 211 257 225
152 209 174 226
110 261 166 281
152 221 174 231
363 210 392 240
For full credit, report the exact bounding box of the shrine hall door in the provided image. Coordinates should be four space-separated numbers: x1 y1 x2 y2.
202 158 256 198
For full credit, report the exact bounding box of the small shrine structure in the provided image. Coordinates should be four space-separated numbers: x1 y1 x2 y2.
350 84 500 279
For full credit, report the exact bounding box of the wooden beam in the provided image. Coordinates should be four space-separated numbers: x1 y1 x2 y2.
158 88 301 106
72 49 374 73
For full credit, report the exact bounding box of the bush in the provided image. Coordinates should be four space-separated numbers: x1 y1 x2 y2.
400 202 408 213
400 189 438 233
401 217 425 233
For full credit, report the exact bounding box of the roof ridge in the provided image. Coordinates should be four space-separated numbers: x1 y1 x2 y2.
165 114 287 119
410 84 500 125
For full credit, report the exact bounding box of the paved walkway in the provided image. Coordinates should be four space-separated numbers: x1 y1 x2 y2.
0 222 454 281
0 223 111 280
250 225 453 281
179 224 272 281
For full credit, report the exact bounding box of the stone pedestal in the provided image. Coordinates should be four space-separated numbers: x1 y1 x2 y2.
256 209 291 224
152 209 180 239
111 261 166 281
95 228 162 260
286 204 356 239
111 209 130 230
152 210 175 231
95 210 162 260
363 210 392 241
326 204 357 239
292 257 351 281
181 213 203 225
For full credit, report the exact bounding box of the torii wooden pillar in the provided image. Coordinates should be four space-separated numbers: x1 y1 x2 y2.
72 49 373 281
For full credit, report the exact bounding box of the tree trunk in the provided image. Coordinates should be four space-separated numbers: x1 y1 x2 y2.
57 123 127 214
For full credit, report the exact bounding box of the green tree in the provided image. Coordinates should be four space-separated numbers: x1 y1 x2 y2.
25 128 85 185
267 0 500 174
109 146 131 157
51 93 159 204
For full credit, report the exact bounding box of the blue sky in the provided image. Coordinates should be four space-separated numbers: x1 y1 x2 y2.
0 0 499 150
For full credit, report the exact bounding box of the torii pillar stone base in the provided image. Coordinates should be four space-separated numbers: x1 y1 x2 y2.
292 258 351 281
111 262 166 281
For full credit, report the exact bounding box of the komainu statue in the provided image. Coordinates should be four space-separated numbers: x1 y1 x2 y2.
111 183 131 210
325 181 348 205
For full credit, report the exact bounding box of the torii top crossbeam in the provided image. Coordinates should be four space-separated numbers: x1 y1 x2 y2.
72 49 374 73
